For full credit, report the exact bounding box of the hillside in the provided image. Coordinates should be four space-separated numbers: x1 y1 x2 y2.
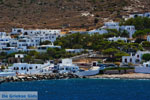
0 0 150 32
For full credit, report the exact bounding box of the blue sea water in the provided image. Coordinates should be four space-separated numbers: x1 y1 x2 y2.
0 78 150 100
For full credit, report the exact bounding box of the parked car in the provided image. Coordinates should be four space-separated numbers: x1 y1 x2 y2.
99 64 117 69
107 64 117 68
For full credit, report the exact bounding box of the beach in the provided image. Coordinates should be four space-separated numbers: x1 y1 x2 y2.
88 73 150 79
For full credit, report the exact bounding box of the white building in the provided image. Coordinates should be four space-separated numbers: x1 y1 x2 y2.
15 54 25 58
144 12 150 18
129 13 144 18
0 32 11 49
135 61 150 74
120 26 136 38
11 28 61 42
17 37 40 50
23 29 61 36
36 44 61 52
122 51 150 64
65 49 84 53
124 12 150 20
9 39 18 47
0 41 9 49
0 32 7 37
102 22 120 31
108 36 128 42
88 29 108 34
58 59 79 74
37 34 57 43
0 47 18 54
9 62 51 75
11 28 24 34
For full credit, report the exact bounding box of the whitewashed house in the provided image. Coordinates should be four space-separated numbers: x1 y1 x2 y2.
0 41 9 49
129 13 144 18
102 22 120 31
15 54 25 59
87 21 119 35
0 47 18 54
23 29 61 43
23 29 61 36
36 44 61 52
58 59 79 74
122 51 150 64
108 36 128 42
144 12 150 18
69 31 87 34
120 26 136 38
135 61 150 74
37 34 57 43
0 32 11 49
11 28 61 42
11 28 24 34
125 12 150 20
88 29 108 34
17 37 40 50
9 39 18 47
9 62 51 75
0 32 7 37
65 49 84 53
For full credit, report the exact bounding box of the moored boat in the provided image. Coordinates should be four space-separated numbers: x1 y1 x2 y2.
75 67 101 76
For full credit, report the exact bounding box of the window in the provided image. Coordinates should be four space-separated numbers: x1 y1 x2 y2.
130 58 132 62
134 15 138 18
66 68 69 70
29 67 32 69
125 59 127 63
93 62 97 66
17 30 21 32
14 67 16 70
18 55 20 58
24 32 28 35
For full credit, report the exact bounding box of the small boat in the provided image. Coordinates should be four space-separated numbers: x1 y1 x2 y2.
75 67 101 76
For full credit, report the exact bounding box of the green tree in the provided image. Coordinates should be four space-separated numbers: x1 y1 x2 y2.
142 41 150 47
142 53 150 61
114 52 129 61
122 17 150 30
120 30 129 37
47 48 56 58
24 55 32 63
133 30 146 39
40 40 51 45
102 48 119 58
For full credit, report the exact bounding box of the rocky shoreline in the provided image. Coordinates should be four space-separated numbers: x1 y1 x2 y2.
87 73 150 80
1 73 150 84
0 73 85 84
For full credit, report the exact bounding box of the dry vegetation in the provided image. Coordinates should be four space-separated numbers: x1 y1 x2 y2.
0 0 150 32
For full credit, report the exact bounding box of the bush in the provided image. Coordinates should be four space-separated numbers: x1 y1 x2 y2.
122 17 150 30
142 53 150 61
